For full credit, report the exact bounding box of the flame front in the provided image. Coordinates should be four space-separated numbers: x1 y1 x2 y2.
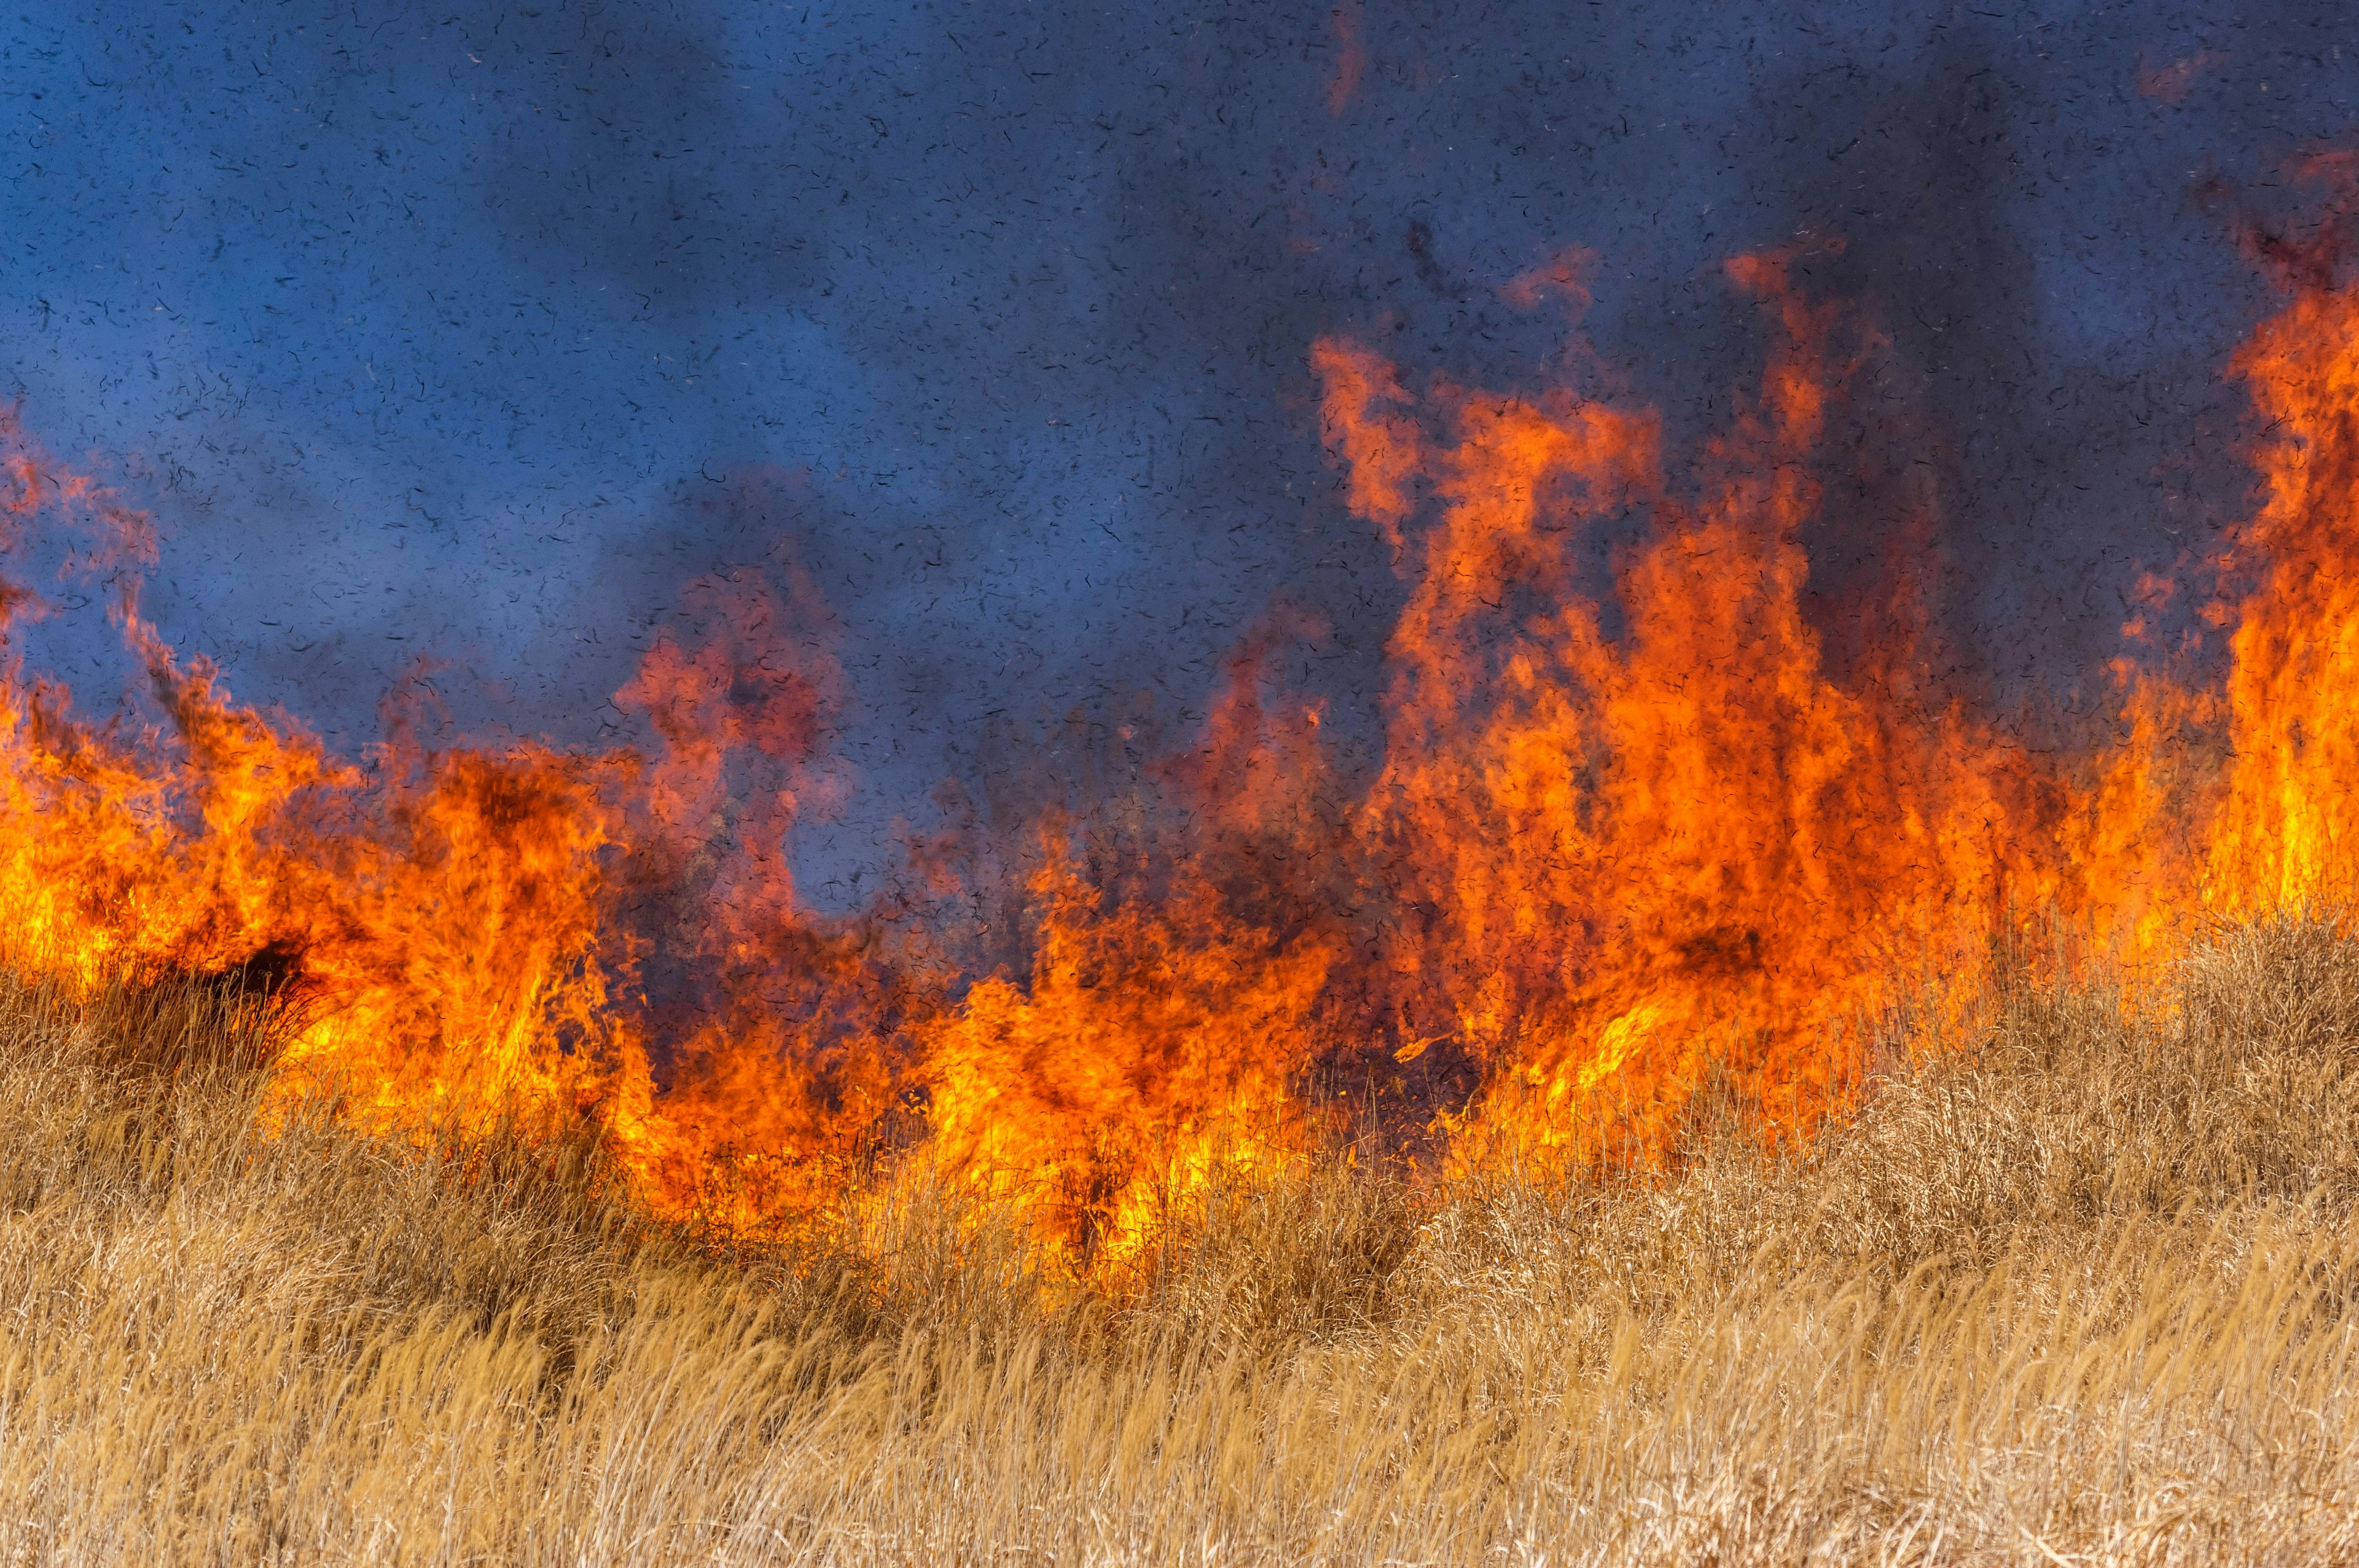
2207 280 2359 910
1 206 2353 1271
1324 248 2165 1170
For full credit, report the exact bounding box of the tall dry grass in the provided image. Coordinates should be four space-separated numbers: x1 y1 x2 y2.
5 916 2359 1563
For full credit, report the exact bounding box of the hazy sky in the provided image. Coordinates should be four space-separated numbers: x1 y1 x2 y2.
2 2 2350 902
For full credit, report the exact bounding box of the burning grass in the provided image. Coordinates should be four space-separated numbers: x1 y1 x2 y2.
5 203 2357 1263
7 156 2359 1564
5 912 2359 1564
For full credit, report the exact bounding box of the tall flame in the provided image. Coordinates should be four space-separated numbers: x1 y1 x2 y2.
2 196 2357 1269
2208 278 2359 909
1322 246 2157 1169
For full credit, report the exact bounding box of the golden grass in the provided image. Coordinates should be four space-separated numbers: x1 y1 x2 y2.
7 916 2359 1563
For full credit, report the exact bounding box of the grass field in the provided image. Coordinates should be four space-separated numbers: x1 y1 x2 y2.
5 915 2359 1565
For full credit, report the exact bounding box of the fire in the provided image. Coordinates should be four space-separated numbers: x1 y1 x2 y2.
2206 279 2359 911
1323 244 2160 1169
919 847 1334 1262
2 186 2357 1270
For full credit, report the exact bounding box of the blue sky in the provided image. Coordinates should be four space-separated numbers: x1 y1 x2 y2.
2 1 2351 903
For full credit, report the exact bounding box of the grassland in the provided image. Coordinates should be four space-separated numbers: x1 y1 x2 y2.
5 917 2359 1564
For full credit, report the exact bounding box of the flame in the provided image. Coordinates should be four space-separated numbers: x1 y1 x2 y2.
1323 245 2160 1169
920 846 1334 1262
3 192 2359 1270
2205 279 2359 910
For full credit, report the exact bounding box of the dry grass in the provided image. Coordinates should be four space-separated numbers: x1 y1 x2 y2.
7 916 2359 1564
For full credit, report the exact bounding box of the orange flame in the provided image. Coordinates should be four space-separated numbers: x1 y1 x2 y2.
1321 245 2161 1169
2206 279 2359 910
4 195 2359 1269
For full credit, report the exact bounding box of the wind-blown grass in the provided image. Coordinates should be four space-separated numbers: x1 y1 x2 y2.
5 915 2359 1564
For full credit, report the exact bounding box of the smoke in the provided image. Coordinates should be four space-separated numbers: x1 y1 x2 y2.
2 1 2354 908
